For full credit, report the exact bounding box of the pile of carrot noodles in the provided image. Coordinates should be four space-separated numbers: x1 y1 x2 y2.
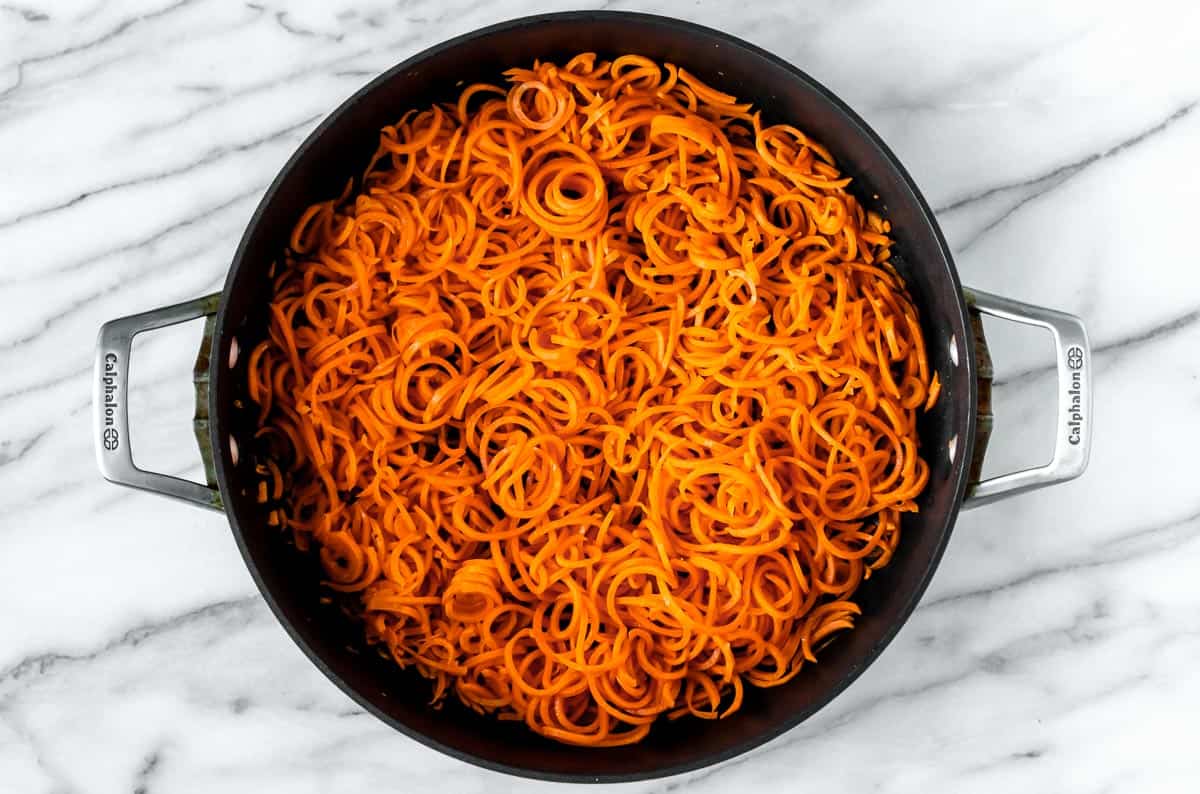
247 52 938 747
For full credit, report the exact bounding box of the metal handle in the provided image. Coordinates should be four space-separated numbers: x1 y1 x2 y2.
963 288 1092 508
94 294 224 511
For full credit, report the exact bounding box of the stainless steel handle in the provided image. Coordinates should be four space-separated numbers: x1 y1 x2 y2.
963 288 1092 508
94 294 224 511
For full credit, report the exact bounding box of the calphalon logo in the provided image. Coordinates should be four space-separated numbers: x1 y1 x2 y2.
101 353 120 451
1066 346 1084 370
1066 345 1084 446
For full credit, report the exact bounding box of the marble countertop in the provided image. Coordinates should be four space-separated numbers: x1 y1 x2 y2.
2 1 1198 791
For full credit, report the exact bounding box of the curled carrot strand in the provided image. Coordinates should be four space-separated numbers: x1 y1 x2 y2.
248 53 938 747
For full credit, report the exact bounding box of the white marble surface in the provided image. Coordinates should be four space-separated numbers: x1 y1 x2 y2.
2 0 1198 791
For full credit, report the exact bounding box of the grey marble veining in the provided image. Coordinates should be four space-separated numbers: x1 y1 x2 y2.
2 1 1198 792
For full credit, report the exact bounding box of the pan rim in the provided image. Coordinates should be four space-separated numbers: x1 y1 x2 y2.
210 9 976 783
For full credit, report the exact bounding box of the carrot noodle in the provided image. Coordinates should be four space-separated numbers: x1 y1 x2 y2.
247 53 937 747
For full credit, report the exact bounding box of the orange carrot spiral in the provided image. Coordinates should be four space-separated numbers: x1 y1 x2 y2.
247 52 935 747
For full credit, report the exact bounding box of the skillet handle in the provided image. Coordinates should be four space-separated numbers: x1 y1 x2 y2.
962 288 1092 509
94 294 225 512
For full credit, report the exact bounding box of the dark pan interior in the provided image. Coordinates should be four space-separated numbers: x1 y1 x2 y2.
211 11 975 782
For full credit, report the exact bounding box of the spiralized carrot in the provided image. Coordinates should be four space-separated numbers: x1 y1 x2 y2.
247 52 938 747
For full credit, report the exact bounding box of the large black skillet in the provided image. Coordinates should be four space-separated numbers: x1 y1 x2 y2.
93 11 1092 783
